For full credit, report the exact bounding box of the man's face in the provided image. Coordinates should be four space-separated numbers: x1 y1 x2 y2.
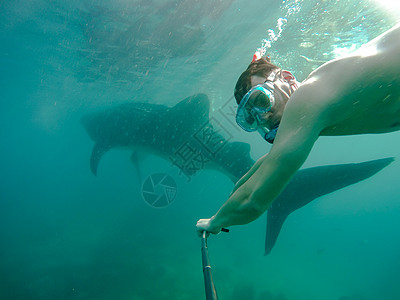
249 73 291 130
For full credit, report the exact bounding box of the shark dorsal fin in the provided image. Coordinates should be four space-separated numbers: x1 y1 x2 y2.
171 93 210 122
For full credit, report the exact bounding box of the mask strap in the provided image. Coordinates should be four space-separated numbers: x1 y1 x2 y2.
266 71 277 82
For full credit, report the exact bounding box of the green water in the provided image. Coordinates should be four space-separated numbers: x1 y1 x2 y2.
1 0 400 299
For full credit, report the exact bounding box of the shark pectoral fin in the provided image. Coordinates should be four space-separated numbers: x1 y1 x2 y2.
130 151 142 183
90 143 110 176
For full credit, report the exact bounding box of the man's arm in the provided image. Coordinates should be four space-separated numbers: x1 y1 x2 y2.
197 95 324 234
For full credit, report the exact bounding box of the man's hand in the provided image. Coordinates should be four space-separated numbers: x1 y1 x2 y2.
196 217 221 237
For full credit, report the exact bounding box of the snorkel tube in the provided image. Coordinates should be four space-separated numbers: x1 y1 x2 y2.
257 125 279 144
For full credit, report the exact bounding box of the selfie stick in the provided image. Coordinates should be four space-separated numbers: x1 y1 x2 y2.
201 228 229 300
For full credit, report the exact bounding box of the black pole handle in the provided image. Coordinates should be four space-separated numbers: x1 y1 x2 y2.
201 228 229 300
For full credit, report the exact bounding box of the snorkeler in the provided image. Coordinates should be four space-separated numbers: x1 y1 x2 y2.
196 24 400 236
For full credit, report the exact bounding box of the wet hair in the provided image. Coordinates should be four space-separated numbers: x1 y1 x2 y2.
234 57 280 104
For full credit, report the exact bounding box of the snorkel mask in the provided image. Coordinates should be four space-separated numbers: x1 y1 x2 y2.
235 51 299 144
236 72 279 144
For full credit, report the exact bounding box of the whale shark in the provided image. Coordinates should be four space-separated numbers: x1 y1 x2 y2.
81 94 394 254
81 93 254 181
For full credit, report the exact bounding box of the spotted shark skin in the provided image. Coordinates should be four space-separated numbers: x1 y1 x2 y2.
81 94 394 255
81 94 254 180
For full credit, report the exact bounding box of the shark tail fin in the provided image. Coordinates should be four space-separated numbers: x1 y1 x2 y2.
90 143 110 176
264 210 288 256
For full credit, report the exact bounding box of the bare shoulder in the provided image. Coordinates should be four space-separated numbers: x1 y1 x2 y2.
355 23 400 56
284 75 336 122
291 24 400 110
269 85 325 163
345 25 400 78
270 24 400 151
305 24 400 85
